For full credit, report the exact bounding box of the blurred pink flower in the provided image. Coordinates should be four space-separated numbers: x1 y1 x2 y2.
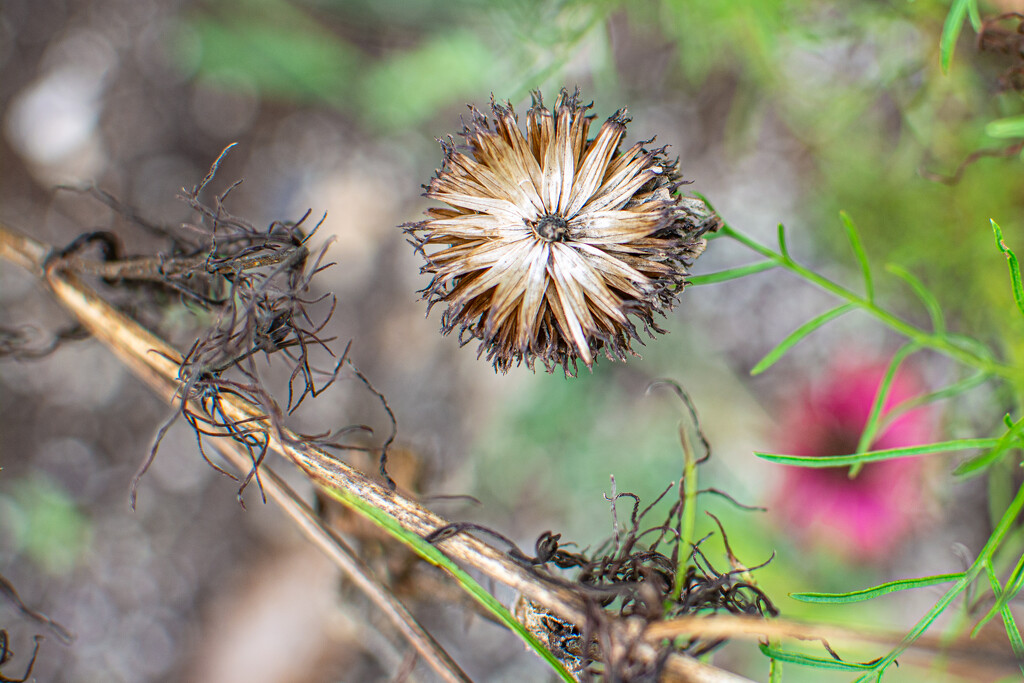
771 360 936 562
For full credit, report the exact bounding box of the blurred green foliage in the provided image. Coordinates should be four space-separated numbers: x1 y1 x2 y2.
3 475 89 575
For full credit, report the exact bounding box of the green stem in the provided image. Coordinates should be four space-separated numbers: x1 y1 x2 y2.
673 425 699 602
718 225 1015 380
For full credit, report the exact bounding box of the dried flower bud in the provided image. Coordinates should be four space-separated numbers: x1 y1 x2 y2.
405 88 719 374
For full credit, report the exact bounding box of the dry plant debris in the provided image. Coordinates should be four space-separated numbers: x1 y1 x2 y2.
41 147 398 506
426 388 778 681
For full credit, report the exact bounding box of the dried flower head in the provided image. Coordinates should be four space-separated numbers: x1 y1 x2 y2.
406 88 719 374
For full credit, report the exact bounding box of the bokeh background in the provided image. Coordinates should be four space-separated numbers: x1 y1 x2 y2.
2 0 1024 681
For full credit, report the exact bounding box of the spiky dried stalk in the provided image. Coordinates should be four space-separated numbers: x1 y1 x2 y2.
406 88 719 374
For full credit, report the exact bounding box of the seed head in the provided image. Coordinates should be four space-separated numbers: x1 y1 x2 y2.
405 88 719 374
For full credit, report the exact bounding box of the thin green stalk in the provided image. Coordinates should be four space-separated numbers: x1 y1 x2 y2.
717 225 1015 379
673 424 699 602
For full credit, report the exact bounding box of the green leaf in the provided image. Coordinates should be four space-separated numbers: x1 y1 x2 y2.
791 573 964 604
850 343 922 477
952 414 1024 477
688 260 777 285
991 220 1024 317
840 211 873 302
750 304 857 376
967 0 982 31
986 116 1024 139
885 263 945 333
320 486 575 681
756 437 1001 467
940 0 972 74
758 643 874 671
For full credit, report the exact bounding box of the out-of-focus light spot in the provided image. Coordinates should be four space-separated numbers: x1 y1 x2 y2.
5 29 117 181
6 67 104 164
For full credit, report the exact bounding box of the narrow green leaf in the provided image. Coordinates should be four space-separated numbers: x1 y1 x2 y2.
791 573 964 604
981 559 1024 669
750 304 857 376
991 220 1024 317
321 486 575 681
757 643 874 671
986 116 1024 139
967 0 982 30
946 332 997 361
850 343 922 477
885 370 989 419
777 223 790 260
688 260 777 285
840 211 874 302
756 438 1001 467
940 0 971 74
863 482 1024 675
952 414 1024 477
974 553 1024 638
886 263 945 333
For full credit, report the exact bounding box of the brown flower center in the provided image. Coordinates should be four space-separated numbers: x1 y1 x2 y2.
532 215 570 242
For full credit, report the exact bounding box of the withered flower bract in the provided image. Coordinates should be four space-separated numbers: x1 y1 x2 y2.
406 88 719 374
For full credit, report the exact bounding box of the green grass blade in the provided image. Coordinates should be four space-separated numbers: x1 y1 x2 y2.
791 572 964 604
688 260 777 285
886 263 945 333
750 304 857 376
757 643 874 671
991 220 1024 317
840 211 873 302
756 437 1001 467
940 0 972 74
320 486 576 681
986 116 1024 139
850 343 921 477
